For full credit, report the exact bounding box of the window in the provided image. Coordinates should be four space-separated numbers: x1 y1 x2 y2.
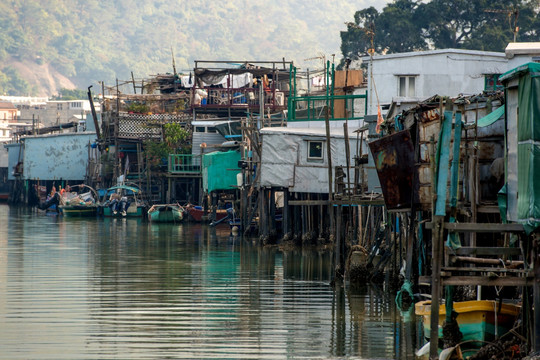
484 74 503 91
195 126 205 133
70 102 82 109
308 141 323 160
207 127 217 133
56 103 63 110
398 76 416 97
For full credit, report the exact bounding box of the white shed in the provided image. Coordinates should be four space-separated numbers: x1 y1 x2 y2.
259 127 362 194
191 119 241 156
505 42 540 70
363 49 508 114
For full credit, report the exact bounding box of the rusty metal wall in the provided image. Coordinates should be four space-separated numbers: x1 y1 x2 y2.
369 130 417 210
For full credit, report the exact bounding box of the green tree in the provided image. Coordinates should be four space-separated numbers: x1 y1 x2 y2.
419 0 492 49
340 0 426 60
144 123 190 169
376 0 426 53
164 123 190 154
340 7 379 60
0 67 36 95
340 0 540 60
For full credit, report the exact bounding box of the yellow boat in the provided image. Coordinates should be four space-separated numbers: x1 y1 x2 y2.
415 300 520 345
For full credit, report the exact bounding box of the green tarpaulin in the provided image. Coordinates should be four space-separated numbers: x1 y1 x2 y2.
477 105 504 128
501 62 540 233
202 150 241 192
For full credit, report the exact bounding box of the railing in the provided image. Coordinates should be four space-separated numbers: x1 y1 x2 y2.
288 93 368 122
334 165 368 197
168 154 202 175
287 62 368 123
192 87 287 113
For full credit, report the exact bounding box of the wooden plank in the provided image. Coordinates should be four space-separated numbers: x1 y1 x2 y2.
420 275 533 287
442 276 532 287
426 222 525 233
334 70 363 87
332 199 385 206
442 266 530 274
455 247 522 256
450 256 523 267
289 200 329 206
477 205 501 214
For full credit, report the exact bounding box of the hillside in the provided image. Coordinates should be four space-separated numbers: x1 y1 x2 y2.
0 0 372 96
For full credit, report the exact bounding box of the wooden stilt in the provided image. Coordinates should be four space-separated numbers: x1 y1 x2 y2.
270 188 276 235
430 216 443 359
335 204 342 278
283 190 290 236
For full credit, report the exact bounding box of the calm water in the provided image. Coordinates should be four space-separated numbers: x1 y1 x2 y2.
0 204 420 359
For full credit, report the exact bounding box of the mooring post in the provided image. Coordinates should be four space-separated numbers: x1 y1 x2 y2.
211 191 217 222
430 216 443 359
261 188 269 238
270 188 276 235
335 204 343 278
282 190 289 236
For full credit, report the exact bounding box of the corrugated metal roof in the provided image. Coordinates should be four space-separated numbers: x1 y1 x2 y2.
259 126 357 138
500 62 540 82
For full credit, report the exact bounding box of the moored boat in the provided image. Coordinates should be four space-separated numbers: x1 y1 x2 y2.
61 203 99 217
58 185 100 217
415 300 520 352
185 204 229 222
101 185 146 217
148 204 185 223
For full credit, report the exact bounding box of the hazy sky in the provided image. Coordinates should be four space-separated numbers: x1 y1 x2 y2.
315 0 391 63
363 0 392 10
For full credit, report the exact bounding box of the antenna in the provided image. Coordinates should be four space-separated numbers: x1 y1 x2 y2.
304 53 327 89
485 7 519 42
345 21 376 112
304 52 326 66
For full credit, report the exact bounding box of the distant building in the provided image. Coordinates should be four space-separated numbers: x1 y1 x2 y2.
0 101 17 121
0 102 19 142
18 99 100 128
0 96 48 108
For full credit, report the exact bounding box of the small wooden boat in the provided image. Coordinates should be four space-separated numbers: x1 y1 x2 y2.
148 204 184 223
101 185 146 217
58 185 100 218
415 300 520 346
61 204 99 217
185 205 229 222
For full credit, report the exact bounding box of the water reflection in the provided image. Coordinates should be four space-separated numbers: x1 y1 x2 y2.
0 204 419 359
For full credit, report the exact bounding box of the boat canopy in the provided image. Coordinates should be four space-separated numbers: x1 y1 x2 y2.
107 185 141 194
